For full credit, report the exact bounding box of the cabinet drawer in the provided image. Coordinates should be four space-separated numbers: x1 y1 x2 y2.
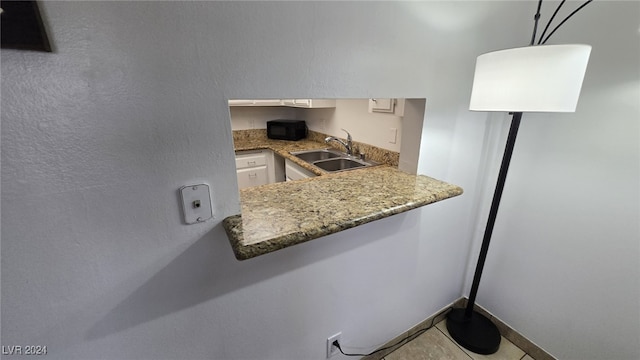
235 153 267 169
237 166 268 189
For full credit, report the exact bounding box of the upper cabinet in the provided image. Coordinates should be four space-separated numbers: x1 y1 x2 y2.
369 98 395 113
229 99 336 108
253 99 286 106
368 98 405 116
281 99 336 108
228 99 282 106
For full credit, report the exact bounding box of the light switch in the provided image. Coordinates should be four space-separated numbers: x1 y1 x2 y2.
388 128 398 144
179 184 213 224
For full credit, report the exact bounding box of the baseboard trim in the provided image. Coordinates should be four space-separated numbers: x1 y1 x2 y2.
361 297 555 360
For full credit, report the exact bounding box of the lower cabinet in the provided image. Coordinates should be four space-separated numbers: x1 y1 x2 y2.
285 158 317 181
235 150 285 189
235 150 319 186
236 166 269 189
236 151 268 189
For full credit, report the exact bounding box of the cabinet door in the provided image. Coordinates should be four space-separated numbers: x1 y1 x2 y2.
253 99 283 106
306 99 336 108
369 98 395 113
282 99 336 108
294 99 312 107
228 99 284 107
285 159 317 181
228 99 255 106
237 167 268 189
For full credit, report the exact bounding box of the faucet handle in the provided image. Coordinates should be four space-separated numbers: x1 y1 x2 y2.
341 128 352 142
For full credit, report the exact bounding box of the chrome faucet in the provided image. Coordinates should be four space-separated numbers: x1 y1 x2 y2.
325 129 353 155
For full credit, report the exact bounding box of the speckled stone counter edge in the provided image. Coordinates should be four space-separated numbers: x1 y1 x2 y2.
223 186 460 260
223 173 463 260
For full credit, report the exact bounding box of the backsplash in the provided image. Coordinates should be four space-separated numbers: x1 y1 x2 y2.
232 129 399 167
306 131 399 167
232 129 269 143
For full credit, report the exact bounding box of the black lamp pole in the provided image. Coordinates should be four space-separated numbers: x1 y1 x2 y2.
446 112 521 354
466 113 522 319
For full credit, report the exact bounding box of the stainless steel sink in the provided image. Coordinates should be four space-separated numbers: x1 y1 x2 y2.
313 158 366 172
290 149 376 173
292 149 343 162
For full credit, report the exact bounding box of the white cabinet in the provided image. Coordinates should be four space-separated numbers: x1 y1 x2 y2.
368 98 405 116
228 99 255 106
228 99 283 107
253 99 284 106
369 98 395 113
237 166 268 189
235 151 269 189
285 159 317 181
282 99 336 108
235 149 285 189
228 99 336 108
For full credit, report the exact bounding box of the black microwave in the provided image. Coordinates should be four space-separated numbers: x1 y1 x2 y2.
267 120 308 141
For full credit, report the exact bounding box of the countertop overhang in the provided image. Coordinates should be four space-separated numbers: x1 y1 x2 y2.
224 135 463 260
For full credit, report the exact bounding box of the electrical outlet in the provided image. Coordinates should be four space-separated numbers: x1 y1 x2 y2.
327 332 342 358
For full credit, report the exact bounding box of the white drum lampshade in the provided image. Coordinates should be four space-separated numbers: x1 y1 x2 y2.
469 44 592 113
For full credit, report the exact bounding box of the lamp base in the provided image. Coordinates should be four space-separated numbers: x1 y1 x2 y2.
446 308 501 355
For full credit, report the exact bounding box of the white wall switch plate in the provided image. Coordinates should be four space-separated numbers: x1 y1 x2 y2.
179 184 213 224
388 128 398 144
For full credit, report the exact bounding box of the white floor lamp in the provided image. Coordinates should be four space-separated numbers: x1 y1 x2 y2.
446 0 592 354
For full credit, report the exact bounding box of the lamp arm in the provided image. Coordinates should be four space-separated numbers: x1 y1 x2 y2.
541 0 594 44
530 0 544 46
537 0 566 45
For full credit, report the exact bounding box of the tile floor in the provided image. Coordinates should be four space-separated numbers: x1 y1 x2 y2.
383 319 536 360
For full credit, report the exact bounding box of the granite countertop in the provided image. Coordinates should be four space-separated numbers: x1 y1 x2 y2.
223 132 463 260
